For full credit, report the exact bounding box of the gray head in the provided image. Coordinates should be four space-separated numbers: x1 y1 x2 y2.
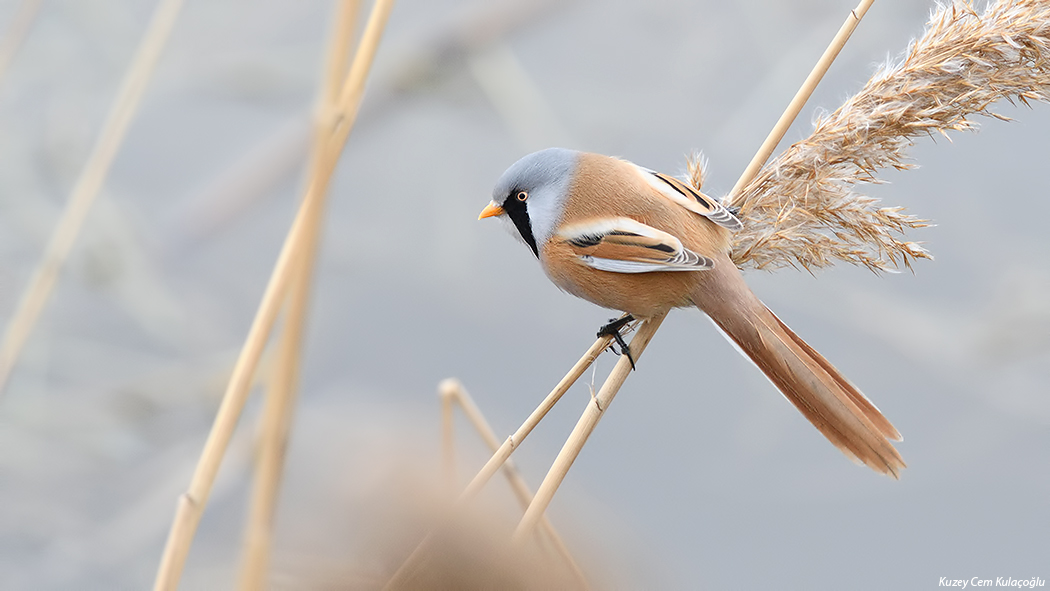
486 148 579 257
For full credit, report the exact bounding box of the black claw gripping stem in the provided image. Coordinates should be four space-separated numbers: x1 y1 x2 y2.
596 315 637 370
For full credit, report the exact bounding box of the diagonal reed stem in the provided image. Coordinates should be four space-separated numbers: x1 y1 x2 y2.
0 0 44 87
236 2 362 590
439 378 590 589
152 154 317 591
383 331 615 589
727 0 874 203
512 312 666 542
460 332 616 501
152 1 395 589
0 0 183 398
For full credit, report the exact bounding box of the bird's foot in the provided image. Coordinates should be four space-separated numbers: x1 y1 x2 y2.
596 314 636 370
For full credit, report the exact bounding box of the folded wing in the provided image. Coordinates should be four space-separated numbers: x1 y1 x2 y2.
631 164 743 231
557 217 713 274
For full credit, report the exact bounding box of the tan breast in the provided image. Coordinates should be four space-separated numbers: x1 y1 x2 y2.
539 152 733 318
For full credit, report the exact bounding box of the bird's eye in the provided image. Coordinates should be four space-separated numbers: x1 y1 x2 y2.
515 191 528 202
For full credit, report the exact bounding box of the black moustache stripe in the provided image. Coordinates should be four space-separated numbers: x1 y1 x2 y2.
502 196 539 257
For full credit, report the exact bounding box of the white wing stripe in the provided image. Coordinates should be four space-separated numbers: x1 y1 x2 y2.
558 217 683 250
581 256 711 273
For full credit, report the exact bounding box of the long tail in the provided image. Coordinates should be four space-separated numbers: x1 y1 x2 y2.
692 265 905 478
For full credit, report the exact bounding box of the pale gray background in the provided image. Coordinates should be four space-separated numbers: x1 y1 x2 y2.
0 0 1047 589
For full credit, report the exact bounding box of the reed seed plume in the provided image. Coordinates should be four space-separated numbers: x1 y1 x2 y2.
715 0 1050 272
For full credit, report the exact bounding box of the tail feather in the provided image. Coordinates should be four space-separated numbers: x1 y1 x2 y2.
695 275 905 477
766 310 903 443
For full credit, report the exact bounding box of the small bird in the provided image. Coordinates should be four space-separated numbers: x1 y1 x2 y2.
479 148 905 478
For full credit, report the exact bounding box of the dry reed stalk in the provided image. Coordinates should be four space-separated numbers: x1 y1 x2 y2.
383 332 616 589
440 381 457 488
237 2 361 590
459 332 617 500
153 157 316 591
512 313 667 543
0 0 183 397
0 0 43 85
728 0 874 199
153 1 396 589
729 0 1050 272
438 378 590 589
235 180 318 591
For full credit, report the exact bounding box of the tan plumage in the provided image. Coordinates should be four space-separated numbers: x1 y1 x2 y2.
483 148 905 477
690 258 904 477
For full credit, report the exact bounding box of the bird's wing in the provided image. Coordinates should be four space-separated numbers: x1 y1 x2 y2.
631 164 743 231
556 217 713 273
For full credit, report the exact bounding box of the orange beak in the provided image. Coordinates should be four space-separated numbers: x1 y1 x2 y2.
478 202 505 219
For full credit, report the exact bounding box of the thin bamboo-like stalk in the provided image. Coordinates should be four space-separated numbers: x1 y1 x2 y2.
235 190 318 591
383 333 615 589
440 382 457 488
0 0 183 397
0 0 44 86
153 159 315 591
727 0 874 202
236 3 361 590
459 333 615 501
439 379 589 589
152 1 395 589
512 313 667 542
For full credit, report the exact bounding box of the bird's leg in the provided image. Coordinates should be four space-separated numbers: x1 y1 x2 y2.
596 314 636 370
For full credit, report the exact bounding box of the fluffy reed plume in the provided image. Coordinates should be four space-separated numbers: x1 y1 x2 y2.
713 0 1050 272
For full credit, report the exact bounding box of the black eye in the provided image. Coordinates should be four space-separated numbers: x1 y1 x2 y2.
515 191 528 202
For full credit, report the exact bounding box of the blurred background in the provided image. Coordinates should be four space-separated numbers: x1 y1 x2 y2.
0 0 1047 588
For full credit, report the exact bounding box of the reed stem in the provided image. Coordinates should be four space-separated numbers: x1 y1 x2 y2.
153 1 394 588
727 0 874 203
383 332 615 589
236 3 362 589
0 0 44 86
0 0 184 397
439 379 590 589
512 313 666 542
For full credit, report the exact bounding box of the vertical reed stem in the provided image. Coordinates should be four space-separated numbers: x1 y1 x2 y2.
440 383 457 489
153 1 394 588
236 5 362 589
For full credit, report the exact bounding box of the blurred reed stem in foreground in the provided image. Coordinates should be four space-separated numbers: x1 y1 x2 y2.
237 2 362 589
153 0 396 589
